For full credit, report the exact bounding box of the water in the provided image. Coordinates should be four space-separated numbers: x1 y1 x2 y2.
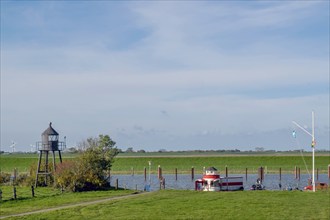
110 174 329 191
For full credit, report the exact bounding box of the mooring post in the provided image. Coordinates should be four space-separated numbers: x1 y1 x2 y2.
158 165 163 180
131 167 134 176
144 167 147 182
245 168 248 181
115 178 118 190
175 168 178 181
294 166 297 179
298 167 301 181
279 167 282 181
108 169 111 187
225 166 228 178
258 167 264 182
191 167 194 180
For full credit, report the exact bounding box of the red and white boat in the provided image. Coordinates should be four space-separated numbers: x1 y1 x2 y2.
195 167 244 191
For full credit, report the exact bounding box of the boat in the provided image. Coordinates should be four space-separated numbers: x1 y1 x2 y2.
195 167 244 191
304 181 328 191
250 178 265 190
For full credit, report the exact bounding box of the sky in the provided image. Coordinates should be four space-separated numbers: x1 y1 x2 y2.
1 1 329 152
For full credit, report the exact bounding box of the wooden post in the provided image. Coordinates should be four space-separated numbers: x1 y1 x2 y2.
191 167 194 180
175 168 178 181
131 167 134 176
31 185 35 197
258 167 264 182
108 169 111 187
115 178 118 190
245 168 248 181
294 166 297 179
157 166 162 180
279 167 282 181
13 168 17 185
13 186 17 200
144 167 147 182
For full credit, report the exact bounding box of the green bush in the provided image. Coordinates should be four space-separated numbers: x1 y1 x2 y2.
0 172 11 184
54 134 118 192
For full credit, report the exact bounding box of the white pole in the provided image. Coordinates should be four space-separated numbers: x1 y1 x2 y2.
292 111 316 192
148 161 151 188
312 111 315 192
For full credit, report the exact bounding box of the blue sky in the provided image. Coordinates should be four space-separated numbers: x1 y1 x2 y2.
1 1 329 152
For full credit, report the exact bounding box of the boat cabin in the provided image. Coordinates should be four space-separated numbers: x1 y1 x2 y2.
195 167 244 191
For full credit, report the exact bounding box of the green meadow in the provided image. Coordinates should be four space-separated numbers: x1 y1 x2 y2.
1 153 329 219
1 189 329 220
0 153 329 174
111 155 330 174
0 186 134 217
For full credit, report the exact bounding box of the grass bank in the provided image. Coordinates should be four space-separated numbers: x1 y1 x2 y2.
111 156 330 174
0 186 134 217
4 190 330 220
1 153 329 174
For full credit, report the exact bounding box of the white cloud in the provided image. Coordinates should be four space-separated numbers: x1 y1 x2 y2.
1 1 329 151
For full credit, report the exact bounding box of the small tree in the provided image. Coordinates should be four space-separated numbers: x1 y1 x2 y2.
55 134 119 191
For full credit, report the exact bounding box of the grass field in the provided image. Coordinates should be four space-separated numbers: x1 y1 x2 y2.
0 186 134 217
111 155 330 174
2 190 329 220
1 153 329 174
1 153 329 219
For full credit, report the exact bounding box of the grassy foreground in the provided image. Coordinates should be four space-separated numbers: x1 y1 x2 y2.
3 190 329 220
0 186 134 217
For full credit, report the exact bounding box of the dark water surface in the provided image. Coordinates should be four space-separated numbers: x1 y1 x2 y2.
110 173 329 191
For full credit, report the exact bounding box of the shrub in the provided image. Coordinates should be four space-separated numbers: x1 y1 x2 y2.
0 172 11 184
55 134 118 192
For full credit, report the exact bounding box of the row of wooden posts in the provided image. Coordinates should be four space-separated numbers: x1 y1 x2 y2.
2 165 329 199
0 185 35 201
127 165 330 182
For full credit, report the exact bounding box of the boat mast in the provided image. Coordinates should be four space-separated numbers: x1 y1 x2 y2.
311 111 315 192
292 111 316 192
